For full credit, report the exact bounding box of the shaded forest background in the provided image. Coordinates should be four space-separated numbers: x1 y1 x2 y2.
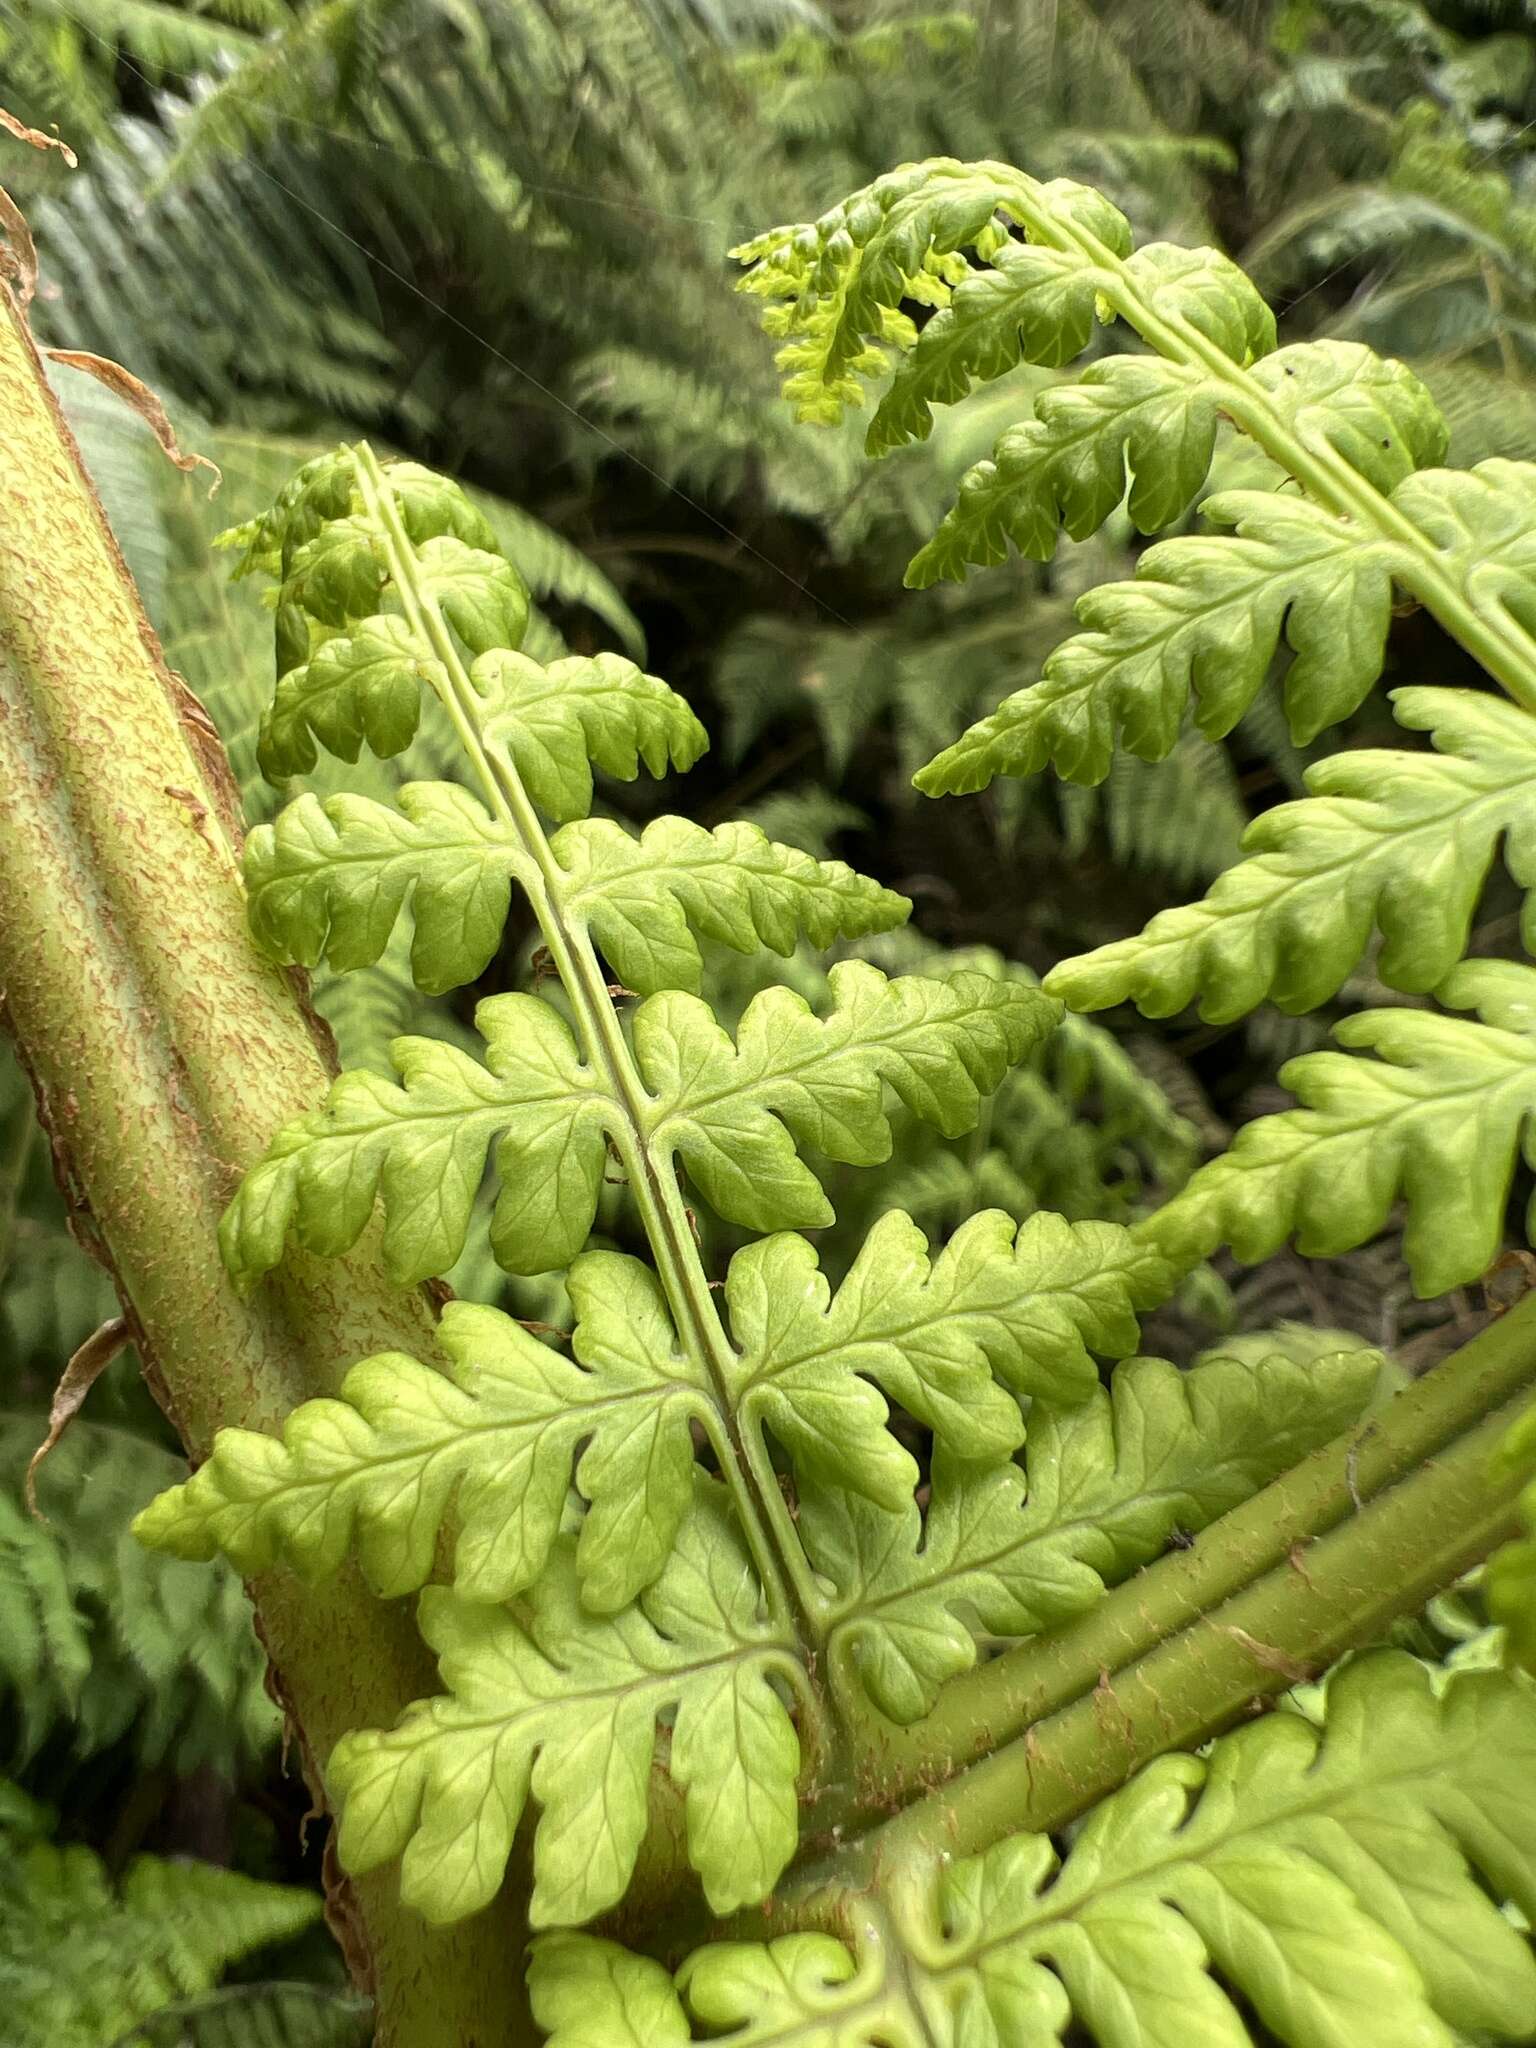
3 0 1536 2037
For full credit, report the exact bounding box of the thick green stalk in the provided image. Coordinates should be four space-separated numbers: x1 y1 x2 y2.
865 1374 1530 1872
997 165 1536 716
351 447 835 1670
0 285 528 2046
754 1291 1536 1921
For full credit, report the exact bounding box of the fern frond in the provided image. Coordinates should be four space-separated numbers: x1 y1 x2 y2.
725 1210 1170 1505
732 157 1252 433
706 936 1201 1235
138 427 1440 1968
531 1653 1536 2046
738 156 1536 1318
910 333 1441 585
806 1344 1379 1723
738 150 1444 571
1142 957 1536 1296
631 961 1055 1234
237 453 690 798
222 959 1053 1286
220 988 610 1284
916 490 1398 792
140 1204 1167 1614
475 650 707 823
137 1258 715 1615
245 794 908 998
1050 683 1536 1020
740 160 1519 825
246 783 526 996
904 354 1223 586
1393 455 1536 630
552 816 910 997
328 1484 801 1927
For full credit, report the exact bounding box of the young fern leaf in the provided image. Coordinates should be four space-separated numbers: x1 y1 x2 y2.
732 158 1266 438
904 356 1221 587
139 1212 1164 1616
221 960 1051 1288
474 650 707 825
155 403 1517 1998
742 156 1536 1310
221 990 611 1284
723 1209 1165 1507
905 340 1438 588
1049 685 1536 1021
531 1654 1536 2046
917 491 1399 792
736 163 1536 808
245 783 529 995
803 1346 1379 1724
1393 457 1536 635
329 1485 804 1929
1142 959 1536 1297
136 1259 712 1616
139 437 1115 1937
548 816 909 998
260 614 433 780
633 962 1053 1235
246 792 907 998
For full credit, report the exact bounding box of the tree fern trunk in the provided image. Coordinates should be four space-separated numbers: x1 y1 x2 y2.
0 272 529 2046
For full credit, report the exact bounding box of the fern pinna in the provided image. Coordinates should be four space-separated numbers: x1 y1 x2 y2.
133 228 1536 2035
737 151 1536 1702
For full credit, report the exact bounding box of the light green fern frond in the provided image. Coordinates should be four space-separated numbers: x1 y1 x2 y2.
124 437 1253 1958
1141 959 1536 1297
137 1205 1168 1614
917 487 1405 792
245 791 907 999
330 1483 802 1927
1050 684 1536 1021
219 956 1049 1286
705 933 1201 1238
531 1651 1536 2046
805 1342 1378 1722
743 152 1536 1314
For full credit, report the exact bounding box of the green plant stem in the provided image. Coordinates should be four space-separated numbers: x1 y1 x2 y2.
1000 167 1536 715
0 287 529 2047
352 445 832 1657
865 1370 1530 1875
765 1289 1536 1918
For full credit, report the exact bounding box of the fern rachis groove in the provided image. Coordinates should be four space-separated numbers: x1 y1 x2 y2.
349 446 820 1638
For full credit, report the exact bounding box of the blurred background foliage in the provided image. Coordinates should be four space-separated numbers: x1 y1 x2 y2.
2 0 1534 2035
